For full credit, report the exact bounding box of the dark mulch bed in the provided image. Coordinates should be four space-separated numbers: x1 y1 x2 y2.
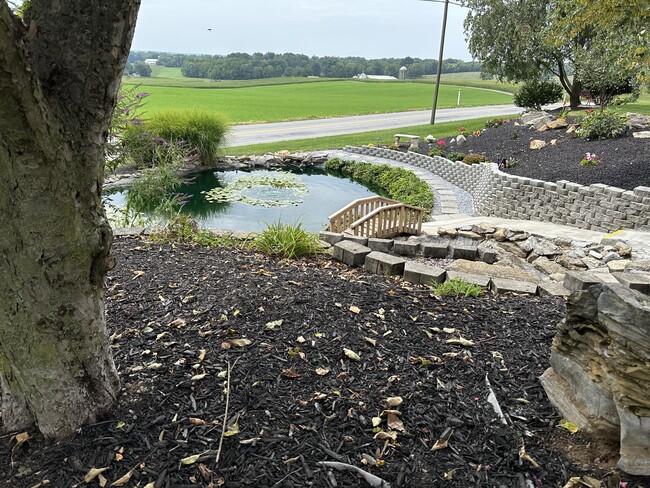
420 114 649 190
3 237 648 487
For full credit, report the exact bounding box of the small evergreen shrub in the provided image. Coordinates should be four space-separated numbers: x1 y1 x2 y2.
446 152 466 162
428 147 445 157
432 278 483 297
514 80 563 110
462 153 489 165
575 110 627 140
250 221 323 259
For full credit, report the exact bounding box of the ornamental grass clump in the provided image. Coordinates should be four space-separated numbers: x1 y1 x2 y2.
148 109 229 163
250 221 323 259
432 278 484 298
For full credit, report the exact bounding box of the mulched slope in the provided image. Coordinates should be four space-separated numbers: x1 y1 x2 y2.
429 117 649 190
5 237 646 488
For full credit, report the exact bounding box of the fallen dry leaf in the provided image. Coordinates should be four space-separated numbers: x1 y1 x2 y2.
180 454 201 465
431 439 448 451
282 368 301 379
446 337 475 347
84 467 110 483
373 431 398 442
315 367 330 376
228 338 252 347
343 348 361 361
386 412 405 432
386 396 403 407
364 337 377 347
349 305 361 314
110 467 135 486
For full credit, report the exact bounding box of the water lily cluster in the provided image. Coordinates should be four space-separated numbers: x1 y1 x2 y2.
202 172 308 207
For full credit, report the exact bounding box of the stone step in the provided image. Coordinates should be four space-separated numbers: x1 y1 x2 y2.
332 240 372 267
490 278 538 295
538 282 572 297
403 261 446 286
393 241 420 256
445 271 490 288
364 251 406 276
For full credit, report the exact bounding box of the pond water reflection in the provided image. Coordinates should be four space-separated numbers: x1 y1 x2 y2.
104 166 381 232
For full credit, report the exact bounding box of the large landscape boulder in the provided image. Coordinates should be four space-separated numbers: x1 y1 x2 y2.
540 283 650 475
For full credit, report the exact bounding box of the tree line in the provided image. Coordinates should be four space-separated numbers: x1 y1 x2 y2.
127 50 482 80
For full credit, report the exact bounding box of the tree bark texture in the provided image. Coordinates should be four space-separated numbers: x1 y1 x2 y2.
0 0 140 438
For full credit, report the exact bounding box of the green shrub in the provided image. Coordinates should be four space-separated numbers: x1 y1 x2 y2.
148 109 229 163
428 147 445 157
446 152 466 162
575 110 627 140
514 80 563 110
153 214 244 247
432 278 483 297
250 221 323 259
387 143 401 151
324 159 434 210
462 153 489 165
485 118 506 128
408 146 422 154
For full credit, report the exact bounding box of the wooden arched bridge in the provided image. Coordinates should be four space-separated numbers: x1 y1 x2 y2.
328 196 425 238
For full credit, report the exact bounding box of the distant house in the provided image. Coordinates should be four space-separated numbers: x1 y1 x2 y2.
144 58 158 65
353 72 397 81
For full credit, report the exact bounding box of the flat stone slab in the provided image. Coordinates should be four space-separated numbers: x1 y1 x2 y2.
533 256 566 277
403 261 446 285
364 251 406 276
422 242 448 259
563 270 620 292
368 238 393 253
342 234 369 246
538 282 572 297
448 259 539 283
332 240 372 267
319 231 344 245
393 241 420 256
445 271 490 288
490 278 538 295
450 244 478 261
612 272 650 295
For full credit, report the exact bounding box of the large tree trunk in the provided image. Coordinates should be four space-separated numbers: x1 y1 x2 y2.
0 0 140 439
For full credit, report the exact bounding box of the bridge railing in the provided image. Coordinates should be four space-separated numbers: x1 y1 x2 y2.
346 203 424 238
328 196 398 234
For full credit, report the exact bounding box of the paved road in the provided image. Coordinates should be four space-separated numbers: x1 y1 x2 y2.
228 104 520 147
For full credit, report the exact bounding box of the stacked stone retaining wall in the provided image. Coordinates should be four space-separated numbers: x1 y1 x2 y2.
344 145 650 233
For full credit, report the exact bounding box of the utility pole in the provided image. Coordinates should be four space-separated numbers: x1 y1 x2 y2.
431 0 449 125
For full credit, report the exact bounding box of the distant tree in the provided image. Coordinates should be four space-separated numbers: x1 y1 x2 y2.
408 62 425 78
133 61 152 77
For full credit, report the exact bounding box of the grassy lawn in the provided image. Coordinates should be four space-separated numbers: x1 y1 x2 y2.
222 115 513 156
421 72 519 94
131 82 513 124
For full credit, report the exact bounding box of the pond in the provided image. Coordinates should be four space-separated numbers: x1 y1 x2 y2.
104 166 381 232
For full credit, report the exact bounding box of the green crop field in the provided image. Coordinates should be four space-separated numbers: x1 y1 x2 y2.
129 81 513 124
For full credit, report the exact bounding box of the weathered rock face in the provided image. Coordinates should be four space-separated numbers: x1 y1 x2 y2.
540 283 650 475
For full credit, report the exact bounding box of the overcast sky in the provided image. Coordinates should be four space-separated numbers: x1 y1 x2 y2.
131 0 473 60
